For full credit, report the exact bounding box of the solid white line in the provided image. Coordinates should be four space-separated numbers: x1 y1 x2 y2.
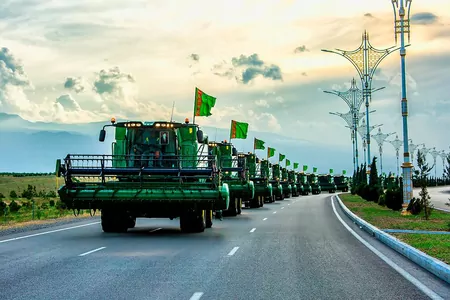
281 207 285 209
263 218 267 221
149 228 162 233
189 292 204 300
331 196 444 300
273 211 277 214
227 247 239 256
78 246 106 257
0 222 100 244
250 228 256 233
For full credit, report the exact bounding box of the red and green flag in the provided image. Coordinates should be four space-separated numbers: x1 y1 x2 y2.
194 87 216 117
268 147 275 158
279 153 285 162
230 120 248 139
303 165 308 171
313 167 318 173
293 163 299 169
286 159 291 167
254 138 265 150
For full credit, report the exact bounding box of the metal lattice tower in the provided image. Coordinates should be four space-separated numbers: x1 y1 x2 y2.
387 135 403 176
322 32 399 174
371 127 395 175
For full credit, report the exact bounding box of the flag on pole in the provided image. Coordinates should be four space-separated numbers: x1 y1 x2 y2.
268 147 275 158
230 120 249 139
194 87 216 117
254 138 265 150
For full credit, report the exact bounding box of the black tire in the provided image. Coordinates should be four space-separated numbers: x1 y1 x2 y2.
259 196 264 208
101 209 128 233
237 199 242 214
205 210 213 228
180 210 205 233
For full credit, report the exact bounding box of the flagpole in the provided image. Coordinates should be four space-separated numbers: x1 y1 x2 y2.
229 120 232 142
253 138 256 154
193 87 196 124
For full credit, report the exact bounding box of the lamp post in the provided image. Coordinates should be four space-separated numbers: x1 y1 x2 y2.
322 32 400 173
391 0 413 214
329 109 374 172
420 145 431 159
408 139 423 163
439 150 448 179
430 147 440 185
357 118 382 169
371 127 395 175
387 135 403 176
324 78 384 172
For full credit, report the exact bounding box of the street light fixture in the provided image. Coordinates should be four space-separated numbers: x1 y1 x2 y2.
438 150 448 179
387 135 403 176
391 0 413 214
357 118 382 170
322 32 401 174
408 139 424 163
371 127 395 175
430 148 440 185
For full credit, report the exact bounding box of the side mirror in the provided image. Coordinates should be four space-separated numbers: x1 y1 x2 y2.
99 129 106 142
232 147 238 156
197 129 204 143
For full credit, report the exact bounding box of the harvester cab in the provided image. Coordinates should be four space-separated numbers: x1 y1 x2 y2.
307 173 321 194
245 155 273 207
318 174 337 193
280 167 292 199
56 118 230 234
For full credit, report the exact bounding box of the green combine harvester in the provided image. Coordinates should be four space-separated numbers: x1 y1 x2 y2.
245 153 273 208
271 164 285 200
298 172 311 195
207 141 255 216
55 118 230 233
307 173 321 194
288 170 300 197
333 175 349 192
280 167 292 199
318 174 337 193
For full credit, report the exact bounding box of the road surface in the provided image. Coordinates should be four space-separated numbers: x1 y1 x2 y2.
0 193 449 300
419 186 450 212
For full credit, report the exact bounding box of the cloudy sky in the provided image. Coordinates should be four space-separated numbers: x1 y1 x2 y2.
0 0 449 171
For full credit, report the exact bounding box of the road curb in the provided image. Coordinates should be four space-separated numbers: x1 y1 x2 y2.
335 194 450 285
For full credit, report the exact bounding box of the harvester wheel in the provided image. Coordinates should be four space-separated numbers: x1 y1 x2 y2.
237 199 242 214
180 210 205 233
101 209 128 233
205 210 213 228
259 196 264 208
225 199 238 216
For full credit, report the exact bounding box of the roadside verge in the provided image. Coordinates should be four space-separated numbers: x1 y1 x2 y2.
335 194 450 285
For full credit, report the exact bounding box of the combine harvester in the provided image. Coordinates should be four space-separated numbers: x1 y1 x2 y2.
271 164 285 200
280 166 292 199
245 153 273 208
307 173 322 195
334 174 349 192
288 170 300 197
298 172 311 195
207 141 255 216
318 174 337 193
55 118 230 233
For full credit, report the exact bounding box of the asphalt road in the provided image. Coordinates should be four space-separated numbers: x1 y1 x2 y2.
420 186 450 211
1 193 449 300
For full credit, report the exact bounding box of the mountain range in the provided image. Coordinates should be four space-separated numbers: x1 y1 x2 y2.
0 112 374 174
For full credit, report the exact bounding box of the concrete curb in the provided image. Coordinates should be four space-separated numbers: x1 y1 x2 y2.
335 194 450 285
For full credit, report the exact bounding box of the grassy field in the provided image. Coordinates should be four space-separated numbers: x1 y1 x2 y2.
340 193 450 264
0 175 60 197
339 193 450 231
0 175 94 230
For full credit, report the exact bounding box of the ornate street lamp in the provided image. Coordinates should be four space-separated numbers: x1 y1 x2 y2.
371 127 395 175
387 135 403 176
430 147 440 185
438 150 448 179
357 118 382 171
408 139 424 163
322 32 400 173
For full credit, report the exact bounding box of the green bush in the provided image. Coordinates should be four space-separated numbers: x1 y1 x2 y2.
47 191 57 198
9 190 18 198
407 197 422 215
40 202 49 210
9 200 21 212
0 200 6 211
385 188 403 211
0 192 4 199
56 201 67 210
49 200 55 207
378 193 386 206
21 201 32 209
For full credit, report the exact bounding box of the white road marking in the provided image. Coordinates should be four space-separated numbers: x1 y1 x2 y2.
250 228 256 233
150 228 162 233
228 247 239 256
189 292 204 300
0 222 100 244
263 218 268 221
288 204 290 206
281 207 285 209
331 196 444 300
79 247 106 257
273 211 277 214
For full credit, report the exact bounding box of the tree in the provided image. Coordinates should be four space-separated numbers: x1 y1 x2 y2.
414 150 434 220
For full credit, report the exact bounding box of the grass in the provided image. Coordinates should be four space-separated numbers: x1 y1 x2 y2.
339 193 450 231
0 175 59 196
391 233 450 265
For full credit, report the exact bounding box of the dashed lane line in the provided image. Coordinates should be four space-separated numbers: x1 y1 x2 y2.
79 247 106 257
250 228 256 233
189 292 204 300
227 247 239 256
